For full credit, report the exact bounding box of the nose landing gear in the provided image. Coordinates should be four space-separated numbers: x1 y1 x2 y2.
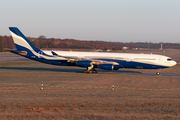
156 69 161 75
156 72 160 75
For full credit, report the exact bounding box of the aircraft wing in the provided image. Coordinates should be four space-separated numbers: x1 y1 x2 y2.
51 51 119 65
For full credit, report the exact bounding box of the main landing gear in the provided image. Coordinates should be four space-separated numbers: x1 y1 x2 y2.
84 66 97 73
84 69 97 73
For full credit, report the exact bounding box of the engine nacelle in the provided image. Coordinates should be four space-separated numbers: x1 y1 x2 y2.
98 64 114 70
76 61 92 67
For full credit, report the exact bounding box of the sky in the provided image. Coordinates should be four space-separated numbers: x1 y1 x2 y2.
1 0 180 43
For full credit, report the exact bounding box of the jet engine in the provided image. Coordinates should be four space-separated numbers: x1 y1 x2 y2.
98 64 114 70
76 61 92 67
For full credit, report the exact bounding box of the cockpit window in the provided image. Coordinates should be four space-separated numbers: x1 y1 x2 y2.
167 58 173 61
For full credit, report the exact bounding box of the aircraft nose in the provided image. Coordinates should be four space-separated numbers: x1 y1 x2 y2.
172 60 177 66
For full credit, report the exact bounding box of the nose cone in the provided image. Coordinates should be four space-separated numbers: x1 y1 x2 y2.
172 60 177 66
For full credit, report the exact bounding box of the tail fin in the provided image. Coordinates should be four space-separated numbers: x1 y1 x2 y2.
9 27 40 52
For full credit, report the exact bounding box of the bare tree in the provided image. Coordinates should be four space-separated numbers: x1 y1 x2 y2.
0 36 4 52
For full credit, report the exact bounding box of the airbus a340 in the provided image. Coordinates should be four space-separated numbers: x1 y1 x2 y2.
7 27 176 75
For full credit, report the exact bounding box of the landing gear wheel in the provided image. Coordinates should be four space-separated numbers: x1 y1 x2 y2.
84 70 88 73
83 70 97 73
156 72 160 75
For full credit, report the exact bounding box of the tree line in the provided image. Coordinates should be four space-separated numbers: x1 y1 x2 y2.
0 35 180 52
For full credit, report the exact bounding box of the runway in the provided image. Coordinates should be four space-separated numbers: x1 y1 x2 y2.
0 57 28 61
0 67 180 76
116 73 180 76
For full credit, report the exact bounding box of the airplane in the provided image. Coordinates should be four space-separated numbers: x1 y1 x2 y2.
7 27 177 75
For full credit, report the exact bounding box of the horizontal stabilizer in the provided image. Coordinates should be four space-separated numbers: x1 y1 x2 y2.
5 48 27 56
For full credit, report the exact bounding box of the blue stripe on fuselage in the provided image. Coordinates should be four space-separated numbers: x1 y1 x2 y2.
93 58 168 69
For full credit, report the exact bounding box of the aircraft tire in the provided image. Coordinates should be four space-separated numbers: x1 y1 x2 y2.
156 72 160 75
84 70 88 73
84 70 97 74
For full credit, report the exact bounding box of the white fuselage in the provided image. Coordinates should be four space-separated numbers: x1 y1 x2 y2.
42 50 176 68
